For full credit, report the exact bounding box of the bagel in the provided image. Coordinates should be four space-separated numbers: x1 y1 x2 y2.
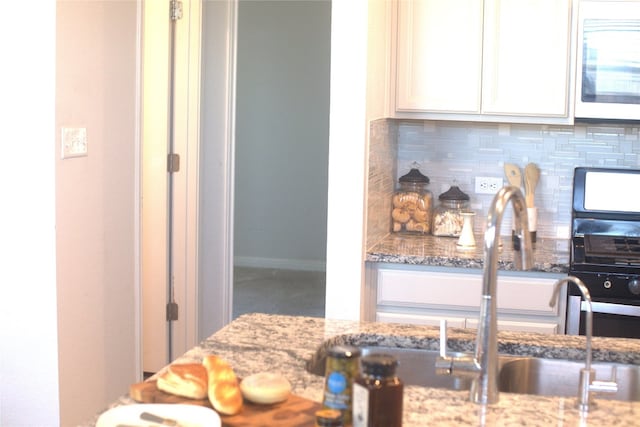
240 372 291 405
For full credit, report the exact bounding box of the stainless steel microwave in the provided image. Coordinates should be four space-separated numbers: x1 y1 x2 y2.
575 1 640 120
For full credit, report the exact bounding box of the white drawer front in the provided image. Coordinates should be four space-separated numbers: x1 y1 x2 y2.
497 276 561 315
378 269 482 309
377 269 562 315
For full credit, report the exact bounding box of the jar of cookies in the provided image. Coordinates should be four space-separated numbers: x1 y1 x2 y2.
432 185 470 237
391 167 433 234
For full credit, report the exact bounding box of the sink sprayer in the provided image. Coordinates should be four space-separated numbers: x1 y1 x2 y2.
549 276 618 412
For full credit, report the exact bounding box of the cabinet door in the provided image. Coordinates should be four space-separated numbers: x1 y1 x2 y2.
481 0 572 116
395 0 484 113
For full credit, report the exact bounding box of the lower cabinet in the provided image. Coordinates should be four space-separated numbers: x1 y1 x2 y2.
369 264 567 334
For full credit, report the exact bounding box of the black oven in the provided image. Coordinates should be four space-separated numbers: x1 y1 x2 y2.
567 167 640 338
566 296 640 338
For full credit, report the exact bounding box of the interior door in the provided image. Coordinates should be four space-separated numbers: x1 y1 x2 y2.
142 0 236 372
141 0 202 373
141 0 171 374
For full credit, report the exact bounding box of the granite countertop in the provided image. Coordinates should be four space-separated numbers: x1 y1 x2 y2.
367 234 570 273
91 313 640 426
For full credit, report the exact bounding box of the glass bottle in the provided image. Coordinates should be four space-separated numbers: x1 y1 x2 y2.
432 185 470 237
391 167 433 234
352 354 403 427
322 345 361 426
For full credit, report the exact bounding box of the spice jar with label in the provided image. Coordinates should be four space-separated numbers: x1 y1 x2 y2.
391 167 433 234
432 185 470 237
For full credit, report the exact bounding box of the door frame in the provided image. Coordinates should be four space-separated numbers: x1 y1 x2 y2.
196 0 237 339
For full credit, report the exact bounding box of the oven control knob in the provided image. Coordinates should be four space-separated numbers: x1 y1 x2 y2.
629 279 640 295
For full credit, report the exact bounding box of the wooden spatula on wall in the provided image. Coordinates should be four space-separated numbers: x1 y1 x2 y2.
504 163 522 190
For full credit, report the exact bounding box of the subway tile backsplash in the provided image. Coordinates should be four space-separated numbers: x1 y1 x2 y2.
366 119 640 250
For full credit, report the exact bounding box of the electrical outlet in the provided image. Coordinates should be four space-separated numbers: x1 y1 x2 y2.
475 176 503 194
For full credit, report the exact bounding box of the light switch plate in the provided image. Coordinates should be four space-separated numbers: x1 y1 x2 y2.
61 127 88 159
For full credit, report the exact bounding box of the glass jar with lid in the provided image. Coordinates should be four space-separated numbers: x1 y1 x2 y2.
391 167 433 234
432 185 470 237
352 354 403 427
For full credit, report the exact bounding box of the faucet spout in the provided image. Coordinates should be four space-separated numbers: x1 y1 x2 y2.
475 186 533 404
437 185 533 405
483 186 534 290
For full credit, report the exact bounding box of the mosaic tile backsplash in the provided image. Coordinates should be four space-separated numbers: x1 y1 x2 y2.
366 119 640 250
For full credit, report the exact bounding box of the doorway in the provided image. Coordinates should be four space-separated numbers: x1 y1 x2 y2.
230 1 331 319
199 0 331 324
143 1 331 371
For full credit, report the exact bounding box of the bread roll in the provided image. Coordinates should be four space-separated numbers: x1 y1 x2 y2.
392 208 410 223
203 355 243 415
240 372 291 404
156 363 208 400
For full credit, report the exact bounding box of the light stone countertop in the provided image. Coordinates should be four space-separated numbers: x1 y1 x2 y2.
367 234 570 273
90 313 640 426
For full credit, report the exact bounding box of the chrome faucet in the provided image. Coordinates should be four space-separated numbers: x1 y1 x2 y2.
549 276 618 412
437 186 533 404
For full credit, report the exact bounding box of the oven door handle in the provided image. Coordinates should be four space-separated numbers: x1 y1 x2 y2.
581 300 640 318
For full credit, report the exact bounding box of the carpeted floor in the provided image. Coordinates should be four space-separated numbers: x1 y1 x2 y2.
233 266 326 319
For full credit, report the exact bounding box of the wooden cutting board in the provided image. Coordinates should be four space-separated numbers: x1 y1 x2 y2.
130 381 322 427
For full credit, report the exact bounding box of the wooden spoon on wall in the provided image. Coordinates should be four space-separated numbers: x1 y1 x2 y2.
524 163 540 208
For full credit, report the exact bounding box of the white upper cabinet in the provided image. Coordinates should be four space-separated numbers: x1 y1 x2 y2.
482 0 572 117
393 0 574 123
395 0 484 113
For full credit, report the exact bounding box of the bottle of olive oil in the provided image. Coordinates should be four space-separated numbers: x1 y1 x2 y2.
322 345 361 425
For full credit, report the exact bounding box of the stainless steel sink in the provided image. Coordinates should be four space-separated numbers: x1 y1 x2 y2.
307 346 518 391
499 357 640 401
361 347 475 390
307 345 640 401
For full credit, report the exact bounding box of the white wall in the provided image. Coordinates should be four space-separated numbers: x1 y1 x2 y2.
0 2 60 425
55 2 140 425
233 0 330 271
2 2 140 424
325 0 391 320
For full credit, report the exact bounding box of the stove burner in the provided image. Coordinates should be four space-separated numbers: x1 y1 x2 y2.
584 235 640 265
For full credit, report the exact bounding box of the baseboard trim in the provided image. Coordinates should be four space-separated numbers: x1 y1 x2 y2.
234 256 326 272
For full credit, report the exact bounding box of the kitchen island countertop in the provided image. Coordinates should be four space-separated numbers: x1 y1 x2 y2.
88 313 640 426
